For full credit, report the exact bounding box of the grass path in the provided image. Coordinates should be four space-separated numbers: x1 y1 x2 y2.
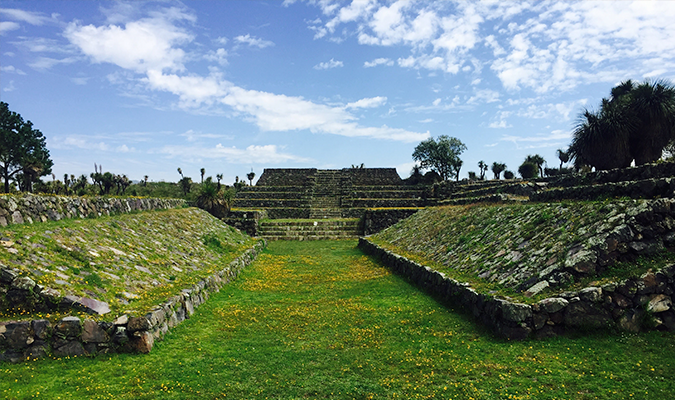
2 240 674 399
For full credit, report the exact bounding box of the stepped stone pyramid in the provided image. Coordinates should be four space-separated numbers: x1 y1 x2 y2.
229 168 426 240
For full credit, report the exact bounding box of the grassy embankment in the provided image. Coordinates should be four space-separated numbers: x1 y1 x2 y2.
0 208 255 320
370 200 675 303
2 240 673 399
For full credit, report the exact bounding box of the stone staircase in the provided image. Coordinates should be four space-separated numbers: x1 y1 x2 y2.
309 170 344 219
258 219 361 241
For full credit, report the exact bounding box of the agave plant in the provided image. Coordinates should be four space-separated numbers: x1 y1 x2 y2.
196 177 232 218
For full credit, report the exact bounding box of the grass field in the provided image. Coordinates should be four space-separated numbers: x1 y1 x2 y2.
2 240 674 399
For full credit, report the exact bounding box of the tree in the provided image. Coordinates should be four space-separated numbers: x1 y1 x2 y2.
247 170 256 186
503 170 515 180
144 175 149 186
477 160 488 180
556 149 569 170
200 168 205 184
468 171 477 180
216 173 223 191
179 177 192 195
0 102 53 193
525 154 545 177
518 161 538 179
569 79 675 170
491 162 506 179
412 135 467 181
177 167 183 179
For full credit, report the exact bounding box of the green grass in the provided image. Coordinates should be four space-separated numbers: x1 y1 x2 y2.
0 208 255 321
2 240 673 399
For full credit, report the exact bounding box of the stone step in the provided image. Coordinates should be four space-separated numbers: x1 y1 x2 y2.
258 218 362 240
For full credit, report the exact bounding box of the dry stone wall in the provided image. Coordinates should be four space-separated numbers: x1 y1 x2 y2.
0 194 186 227
359 238 675 340
0 241 265 363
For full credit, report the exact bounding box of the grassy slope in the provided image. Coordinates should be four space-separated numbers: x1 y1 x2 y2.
371 201 675 302
1 240 672 399
0 208 255 320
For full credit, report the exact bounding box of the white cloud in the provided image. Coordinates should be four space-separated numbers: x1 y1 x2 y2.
180 129 233 142
500 130 571 149
0 65 26 75
28 56 78 70
65 15 193 73
345 96 387 109
488 111 512 129
364 57 394 68
204 48 228 66
159 143 311 164
0 8 53 25
234 34 274 49
0 21 20 34
314 58 343 70
467 88 500 105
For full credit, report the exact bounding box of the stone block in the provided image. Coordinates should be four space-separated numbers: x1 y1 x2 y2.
82 319 110 343
127 316 151 332
131 331 154 353
499 301 532 323
618 308 644 333
647 294 672 313
3 321 33 350
564 301 613 328
54 317 81 339
32 319 51 340
538 297 569 314
53 340 85 357
579 287 603 303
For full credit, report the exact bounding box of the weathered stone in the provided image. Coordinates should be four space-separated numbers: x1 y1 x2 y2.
0 267 18 284
11 211 24 224
612 293 632 308
564 301 613 328
131 331 154 353
127 316 151 332
53 340 85 357
32 319 51 340
533 311 548 330
525 281 549 297
3 321 32 349
647 294 672 313
54 316 81 338
82 319 109 343
564 248 597 274
10 276 36 291
112 326 129 345
76 297 111 315
618 308 644 333
579 287 603 303
113 314 129 325
538 297 569 314
26 343 49 360
499 300 532 323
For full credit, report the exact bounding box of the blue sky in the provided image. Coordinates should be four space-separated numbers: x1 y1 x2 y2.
2 1 675 184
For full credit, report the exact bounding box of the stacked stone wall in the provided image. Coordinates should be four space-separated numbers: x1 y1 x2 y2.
359 238 675 340
362 209 420 236
256 169 317 187
0 194 186 227
343 168 402 186
0 241 265 363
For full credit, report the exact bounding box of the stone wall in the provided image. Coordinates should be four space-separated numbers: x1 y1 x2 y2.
0 194 187 227
362 209 420 236
531 177 675 202
544 161 675 187
0 241 265 363
343 168 402 186
222 210 268 236
256 169 318 187
359 238 675 340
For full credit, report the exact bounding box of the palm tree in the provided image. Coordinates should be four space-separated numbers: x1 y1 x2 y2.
568 107 633 170
177 167 183 179
200 168 205 184
216 173 223 191
144 175 149 186
477 160 488 180
246 170 255 186
627 80 675 164
491 162 506 179
556 149 569 170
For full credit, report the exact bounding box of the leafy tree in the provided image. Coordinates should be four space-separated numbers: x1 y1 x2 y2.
412 135 467 181
247 170 256 186
503 170 515 180
525 154 545 177
0 102 53 193
518 162 538 179
491 162 506 179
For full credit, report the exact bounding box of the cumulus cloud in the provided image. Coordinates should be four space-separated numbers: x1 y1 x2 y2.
314 58 343 70
298 0 675 93
64 9 428 143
